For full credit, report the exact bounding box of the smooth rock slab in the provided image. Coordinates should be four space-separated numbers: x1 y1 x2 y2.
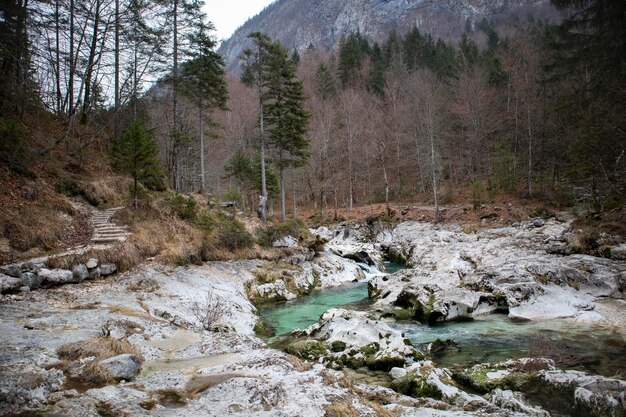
98 354 142 381
86 258 99 269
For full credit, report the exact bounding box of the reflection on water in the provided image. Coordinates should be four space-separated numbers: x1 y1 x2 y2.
259 282 368 337
259 270 625 377
395 315 626 377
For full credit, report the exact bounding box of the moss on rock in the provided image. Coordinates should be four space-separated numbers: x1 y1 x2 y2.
390 371 443 400
285 340 327 361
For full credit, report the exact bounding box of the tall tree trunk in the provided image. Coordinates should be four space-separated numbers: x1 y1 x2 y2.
527 105 533 197
279 164 286 221
114 0 120 138
258 71 268 222
292 166 296 217
132 42 138 120
173 0 180 191
55 0 61 115
382 159 390 211
429 113 439 223
68 0 74 116
199 103 205 193
81 0 101 125
348 134 354 211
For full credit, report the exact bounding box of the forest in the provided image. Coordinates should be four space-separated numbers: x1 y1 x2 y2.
1 0 625 221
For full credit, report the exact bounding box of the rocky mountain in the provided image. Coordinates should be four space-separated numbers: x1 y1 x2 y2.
218 0 554 71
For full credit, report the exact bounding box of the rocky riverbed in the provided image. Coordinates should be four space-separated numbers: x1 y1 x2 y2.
0 215 624 416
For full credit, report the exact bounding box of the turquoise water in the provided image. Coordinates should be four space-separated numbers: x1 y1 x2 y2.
259 266 626 377
396 316 626 376
383 261 405 274
259 282 369 337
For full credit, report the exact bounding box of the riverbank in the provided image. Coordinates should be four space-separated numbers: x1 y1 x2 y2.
1 214 624 416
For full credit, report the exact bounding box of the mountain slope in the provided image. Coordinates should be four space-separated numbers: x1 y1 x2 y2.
219 0 553 71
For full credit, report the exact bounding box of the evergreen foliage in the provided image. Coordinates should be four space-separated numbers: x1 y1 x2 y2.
111 121 164 207
547 0 626 199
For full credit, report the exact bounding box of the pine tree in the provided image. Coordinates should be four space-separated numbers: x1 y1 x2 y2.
315 63 337 101
337 32 369 87
547 0 626 199
111 121 164 208
181 21 228 193
264 52 310 220
241 32 274 221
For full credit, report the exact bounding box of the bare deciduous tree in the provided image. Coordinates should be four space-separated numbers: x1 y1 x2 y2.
191 290 229 331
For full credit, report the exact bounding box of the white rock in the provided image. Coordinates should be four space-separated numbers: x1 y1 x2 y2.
389 367 407 379
98 354 142 381
272 235 298 248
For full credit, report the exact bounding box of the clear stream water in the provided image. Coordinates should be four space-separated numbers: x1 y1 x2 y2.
259 262 626 377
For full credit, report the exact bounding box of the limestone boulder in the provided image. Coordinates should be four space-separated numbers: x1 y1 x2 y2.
98 354 142 381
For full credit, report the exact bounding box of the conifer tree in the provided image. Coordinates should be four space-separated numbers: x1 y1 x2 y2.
181 21 228 193
111 121 164 208
265 52 310 220
241 32 274 221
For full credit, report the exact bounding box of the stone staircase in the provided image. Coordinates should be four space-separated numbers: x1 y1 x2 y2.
91 207 130 245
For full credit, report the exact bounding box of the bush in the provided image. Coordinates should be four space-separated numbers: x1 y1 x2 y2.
191 290 229 330
256 218 310 247
195 210 215 233
167 193 197 220
221 186 243 206
215 215 254 251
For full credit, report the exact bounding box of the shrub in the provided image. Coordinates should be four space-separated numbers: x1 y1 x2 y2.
167 193 197 220
221 186 243 206
195 210 215 233
191 290 229 330
216 216 254 251
256 218 310 247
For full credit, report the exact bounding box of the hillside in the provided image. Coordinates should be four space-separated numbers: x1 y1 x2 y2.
219 0 556 71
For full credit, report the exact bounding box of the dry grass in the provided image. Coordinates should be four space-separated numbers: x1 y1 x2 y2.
57 336 143 362
82 362 113 384
323 398 360 417
364 400 402 417
152 388 188 407
284 354 314 372
57 335 143 385
46 241 141 272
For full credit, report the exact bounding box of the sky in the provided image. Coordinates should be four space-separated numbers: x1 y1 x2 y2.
203 0 276 43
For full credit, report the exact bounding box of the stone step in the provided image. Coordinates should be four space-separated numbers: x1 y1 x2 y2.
93 226 128 231
92 237 127 243
93 232 130 237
